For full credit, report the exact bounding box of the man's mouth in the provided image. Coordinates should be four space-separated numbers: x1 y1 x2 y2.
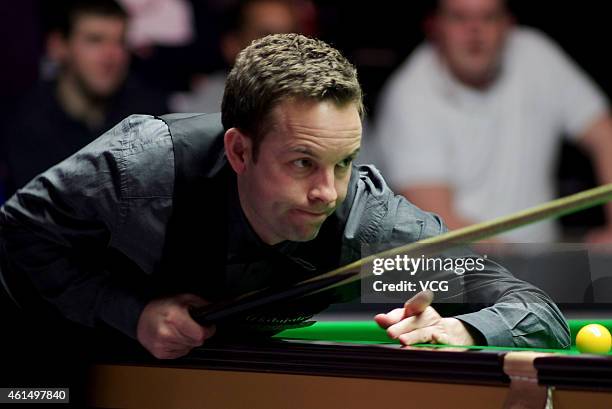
293 209 332 218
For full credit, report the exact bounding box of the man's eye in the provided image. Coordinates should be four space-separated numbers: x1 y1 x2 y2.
293 159 312 169
337 158 353 169
84 34 104 45
484 13 503 23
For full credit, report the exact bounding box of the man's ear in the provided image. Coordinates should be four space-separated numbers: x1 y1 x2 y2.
46 30 69 64
224 127 252 174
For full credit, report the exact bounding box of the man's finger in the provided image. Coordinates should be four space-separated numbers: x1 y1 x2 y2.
163 345 191 354
403 290 434 317
374 308 405 329
151 342 192 359
397 326 437 346
160 346 192 359
177 293 209 309
375 291 434 329
173 312 214 345
385 315 417 339
386 308 440 339
158 340 194 350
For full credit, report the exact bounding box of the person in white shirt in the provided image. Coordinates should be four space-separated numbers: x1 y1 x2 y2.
375 0 612 242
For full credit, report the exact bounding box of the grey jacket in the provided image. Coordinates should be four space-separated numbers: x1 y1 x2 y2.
0 114 570 348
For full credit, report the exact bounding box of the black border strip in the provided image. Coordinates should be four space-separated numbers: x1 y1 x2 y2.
97 339 510 386
535 355 612 391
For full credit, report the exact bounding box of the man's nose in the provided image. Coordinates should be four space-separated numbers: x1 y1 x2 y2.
465 19 481 33
308 169 338 205
103 41 128 64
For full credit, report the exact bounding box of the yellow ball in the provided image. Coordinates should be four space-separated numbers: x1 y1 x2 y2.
576 324 612 354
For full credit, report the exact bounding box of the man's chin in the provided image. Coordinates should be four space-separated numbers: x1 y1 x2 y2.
81 77 124 100
89 84 121 99
290 224 323 242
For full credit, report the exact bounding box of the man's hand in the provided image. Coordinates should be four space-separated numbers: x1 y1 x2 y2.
136 293 216 359
374 290 475 346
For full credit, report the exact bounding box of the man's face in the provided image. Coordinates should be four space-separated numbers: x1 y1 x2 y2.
222 1 298 63
237 99 362 245
62 15 129 98
433 0 511 86
241 0 298 45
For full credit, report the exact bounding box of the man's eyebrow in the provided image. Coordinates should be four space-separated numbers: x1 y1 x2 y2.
288 146 316 155
340 149 360 161
288 147 360 158
347 148 360 157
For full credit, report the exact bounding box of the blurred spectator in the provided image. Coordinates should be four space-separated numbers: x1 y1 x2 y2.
117 0 199 94
170 0 303 113
374 0 612 242
118 0 194 52
5 0 167 192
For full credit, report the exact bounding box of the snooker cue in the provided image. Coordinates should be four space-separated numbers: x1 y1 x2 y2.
304 182 612 288
192 183 612 323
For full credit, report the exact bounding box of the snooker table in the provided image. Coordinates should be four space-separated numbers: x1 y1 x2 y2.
87 319 612 409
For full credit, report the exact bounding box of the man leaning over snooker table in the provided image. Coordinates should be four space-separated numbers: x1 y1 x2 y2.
0 34 569 362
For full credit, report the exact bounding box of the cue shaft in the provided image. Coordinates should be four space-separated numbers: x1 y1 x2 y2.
193 183 612 323
305 183 612 287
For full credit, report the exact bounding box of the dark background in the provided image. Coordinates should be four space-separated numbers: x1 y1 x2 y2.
4 2 611 123
1 1 609 230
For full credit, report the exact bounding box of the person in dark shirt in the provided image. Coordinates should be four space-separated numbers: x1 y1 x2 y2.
5 0 166 191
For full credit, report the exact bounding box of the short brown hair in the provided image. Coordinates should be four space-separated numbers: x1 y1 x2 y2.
222 33 364 159
56 0 128 38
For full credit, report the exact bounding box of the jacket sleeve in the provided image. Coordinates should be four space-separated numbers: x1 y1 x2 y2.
0 115 172 339
412 208 569 348
344 164 570 349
